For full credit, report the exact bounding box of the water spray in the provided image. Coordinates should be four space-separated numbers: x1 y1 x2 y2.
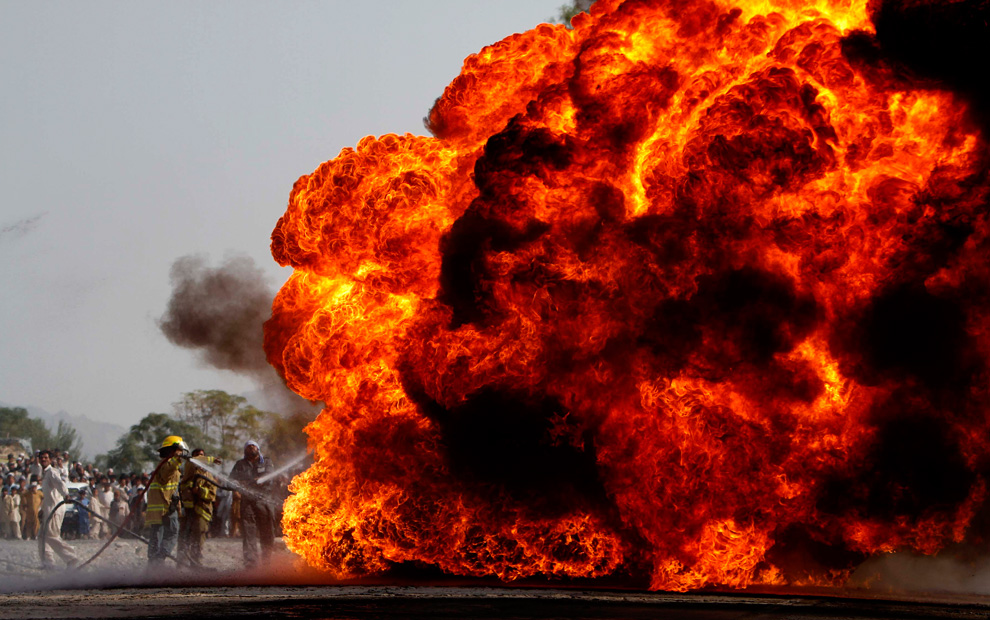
38 452 309 571
256 451 309 485
182 456 284 508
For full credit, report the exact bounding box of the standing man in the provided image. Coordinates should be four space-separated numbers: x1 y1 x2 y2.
57 452 70 481
130 474 148 534
2 485 20 539
0 486 9 537
90 476 110 539
96 477 115 538
38 449 79 569
211 486 232 538
111 483 130 527
145 436 188 565
20 480 42 539
177 448 221 568
28 453 42 482
77 488 92 539
230 440 276 568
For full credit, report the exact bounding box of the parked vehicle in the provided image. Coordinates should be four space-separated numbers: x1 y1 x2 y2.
61 482 89 539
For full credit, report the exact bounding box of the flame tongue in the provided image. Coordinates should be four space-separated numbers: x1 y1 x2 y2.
266 0 990 591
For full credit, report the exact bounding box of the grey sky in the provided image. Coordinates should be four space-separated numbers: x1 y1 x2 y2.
0 1 564 427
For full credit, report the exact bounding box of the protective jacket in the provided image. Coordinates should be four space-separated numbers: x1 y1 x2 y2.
179 456 219 522
230 455 276 492
145 455 183 526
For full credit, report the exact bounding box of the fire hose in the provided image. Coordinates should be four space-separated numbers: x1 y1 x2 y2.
191 474 281 507
40 455 173 570
40 459 287 570
40 497 177 563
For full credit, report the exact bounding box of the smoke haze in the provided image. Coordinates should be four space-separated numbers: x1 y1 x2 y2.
161 254 271 373
160 254 315 413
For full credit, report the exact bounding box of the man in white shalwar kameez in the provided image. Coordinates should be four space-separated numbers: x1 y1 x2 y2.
38 450 79 569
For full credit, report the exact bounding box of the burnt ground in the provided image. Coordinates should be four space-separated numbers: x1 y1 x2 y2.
2 537 990 618
2 586 990 620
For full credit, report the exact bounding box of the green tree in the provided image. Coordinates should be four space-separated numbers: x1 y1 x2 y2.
99 413 213 473
265 410 312 462
52 420 84 456
100 390 313 473
1 408 85 456
173 390 277 461
233 405 275 448
0 406 85 456
0 406 51 451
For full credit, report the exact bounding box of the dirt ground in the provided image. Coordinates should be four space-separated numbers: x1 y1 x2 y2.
0 534 304 591
3 536 990 619
1 583 989 620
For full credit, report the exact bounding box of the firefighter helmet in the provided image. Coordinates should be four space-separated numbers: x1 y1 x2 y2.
160 435 189 452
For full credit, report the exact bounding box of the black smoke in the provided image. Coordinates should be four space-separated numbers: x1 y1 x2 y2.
160 254 316 413
161 254 273 374
846 0 990 132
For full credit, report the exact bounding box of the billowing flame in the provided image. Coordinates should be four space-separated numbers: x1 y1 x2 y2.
265 0 990 591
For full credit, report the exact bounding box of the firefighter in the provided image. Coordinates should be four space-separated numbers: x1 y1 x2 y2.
230 440 276 567
146 435 188 565
177 448 221 569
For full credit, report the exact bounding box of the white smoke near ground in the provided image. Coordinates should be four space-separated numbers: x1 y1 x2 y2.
0 536 313 594
849 552 990 597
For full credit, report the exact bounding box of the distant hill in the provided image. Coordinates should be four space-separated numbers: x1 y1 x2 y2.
0 401 125 461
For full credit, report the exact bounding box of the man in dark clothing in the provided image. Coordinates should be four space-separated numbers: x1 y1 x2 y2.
230 440 276 567
77 488 91 539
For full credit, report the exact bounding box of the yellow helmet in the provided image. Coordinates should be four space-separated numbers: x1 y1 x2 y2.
160 435 189 452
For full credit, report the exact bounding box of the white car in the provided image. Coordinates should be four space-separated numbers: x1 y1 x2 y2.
61 482 91 538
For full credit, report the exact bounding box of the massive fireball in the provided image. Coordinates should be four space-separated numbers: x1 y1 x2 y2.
264 0 990 591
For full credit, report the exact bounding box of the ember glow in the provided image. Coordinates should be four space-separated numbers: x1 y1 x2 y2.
265 0 990 591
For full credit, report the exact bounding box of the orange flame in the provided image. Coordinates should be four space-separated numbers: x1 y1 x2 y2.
265 0 990 591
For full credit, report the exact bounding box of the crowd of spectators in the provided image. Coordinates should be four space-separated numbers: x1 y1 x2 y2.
0 451 242 542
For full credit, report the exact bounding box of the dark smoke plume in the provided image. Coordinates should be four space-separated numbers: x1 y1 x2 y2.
160 254 315 413
161 254 272 373
854 0 990 131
